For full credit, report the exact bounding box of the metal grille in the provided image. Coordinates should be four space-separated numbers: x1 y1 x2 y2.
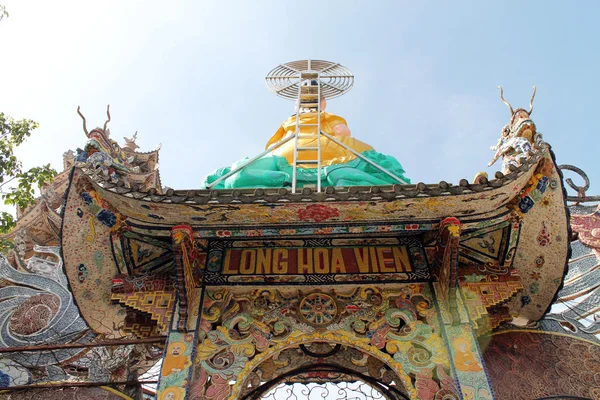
241 363 410 400
265 60 354 101
261 381 387 400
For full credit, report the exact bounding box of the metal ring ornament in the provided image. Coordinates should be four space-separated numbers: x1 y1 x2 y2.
558 164 600 202
265 60 354 101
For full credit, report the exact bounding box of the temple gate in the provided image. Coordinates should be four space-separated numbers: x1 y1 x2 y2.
2 60 586 400
154 222 501 399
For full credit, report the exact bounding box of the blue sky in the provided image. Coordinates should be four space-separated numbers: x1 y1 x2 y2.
1 0 598 197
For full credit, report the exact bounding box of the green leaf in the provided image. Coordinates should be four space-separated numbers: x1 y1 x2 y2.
0 5 8 22
3 165 57 209
0 110 57 235
0 211 15 234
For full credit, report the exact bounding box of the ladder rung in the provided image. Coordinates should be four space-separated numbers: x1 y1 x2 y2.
300 93 319 99
300 72 318 79
300 103 318 107
299 160 319 163
297 147 319 151
300 87 318 94
299 124 319 127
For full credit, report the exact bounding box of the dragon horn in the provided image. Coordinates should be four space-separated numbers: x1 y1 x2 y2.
529 86 536 115
77 106 89 136
498 86 514 115
103 104 111 131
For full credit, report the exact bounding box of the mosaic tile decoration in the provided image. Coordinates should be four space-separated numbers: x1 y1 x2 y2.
190 285 461 400
61 168 129 336
483 331 600 399
61 146 570 335
0 386 133 399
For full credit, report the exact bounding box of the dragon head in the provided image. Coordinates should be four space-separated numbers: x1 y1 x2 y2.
488 86 541 169
498 86 537 142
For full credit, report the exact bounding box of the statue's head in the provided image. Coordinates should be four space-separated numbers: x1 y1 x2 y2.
498 86 537 142
159 387 184 400
167 341 186 356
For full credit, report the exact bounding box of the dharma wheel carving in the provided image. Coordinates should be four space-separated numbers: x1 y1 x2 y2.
299 293 338 326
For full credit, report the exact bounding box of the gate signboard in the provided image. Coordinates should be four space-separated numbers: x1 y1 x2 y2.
203 236 430 285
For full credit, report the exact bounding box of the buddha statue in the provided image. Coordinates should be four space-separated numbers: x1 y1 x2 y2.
266 95 374 167
204 83 410 189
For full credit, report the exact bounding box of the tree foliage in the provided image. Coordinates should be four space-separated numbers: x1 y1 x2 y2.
0 8 58 235
0 114 57 234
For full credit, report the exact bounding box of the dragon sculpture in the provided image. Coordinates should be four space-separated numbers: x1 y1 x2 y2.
488 86 544 173
75 105 142 183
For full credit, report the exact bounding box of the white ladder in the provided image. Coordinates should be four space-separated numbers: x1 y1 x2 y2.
291 69 322 193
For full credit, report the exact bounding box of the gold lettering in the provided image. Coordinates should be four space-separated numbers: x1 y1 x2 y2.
239 249 255 274
393 246 412 272
369 247 379 273
354 248 370 273
256 249 272 274
377 247 395 273
297 248 313 274
223 250 236 274
331 248 346 273
313 248 329 274
273 249 288 274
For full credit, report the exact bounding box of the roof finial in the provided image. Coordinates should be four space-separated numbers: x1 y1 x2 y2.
123 131 140 152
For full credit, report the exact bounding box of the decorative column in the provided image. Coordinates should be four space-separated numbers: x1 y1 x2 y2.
156 226 204 400
433 217 495 400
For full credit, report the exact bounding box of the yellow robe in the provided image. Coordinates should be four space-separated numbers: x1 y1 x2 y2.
454 349 483 372
265 112 374 167
161 354 190 376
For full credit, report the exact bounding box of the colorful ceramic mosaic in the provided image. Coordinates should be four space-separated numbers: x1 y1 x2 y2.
570 203 600 250
0 386 132 399
189 285 463 400
157 331 195 400
110 289 175 335
1 87 585 400
488 87 542 174
61 169 130 336
483 331 600 399
0 250 94 368
75 105 161 191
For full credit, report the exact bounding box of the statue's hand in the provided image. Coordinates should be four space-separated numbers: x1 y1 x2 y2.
332 123 351 137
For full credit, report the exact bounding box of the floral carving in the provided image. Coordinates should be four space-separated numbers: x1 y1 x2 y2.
297 204 340 222
192 286 461 400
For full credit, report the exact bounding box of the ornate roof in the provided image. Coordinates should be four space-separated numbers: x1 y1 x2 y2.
0 93 591 397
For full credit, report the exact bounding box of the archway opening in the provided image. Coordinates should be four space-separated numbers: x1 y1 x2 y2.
242 363 410 400
235 341 411 400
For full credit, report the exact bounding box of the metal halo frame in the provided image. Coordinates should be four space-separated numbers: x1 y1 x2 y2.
265 59 354 100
